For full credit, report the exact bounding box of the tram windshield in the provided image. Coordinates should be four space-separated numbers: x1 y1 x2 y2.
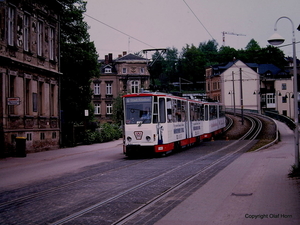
125 96 152 124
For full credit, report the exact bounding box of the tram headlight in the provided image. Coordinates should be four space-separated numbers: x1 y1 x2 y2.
127 136 132 142
146 136 151 142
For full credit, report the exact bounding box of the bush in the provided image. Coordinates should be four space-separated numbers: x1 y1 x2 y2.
83 123 122 144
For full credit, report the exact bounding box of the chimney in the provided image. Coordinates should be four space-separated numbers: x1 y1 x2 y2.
123 51 127 56
118 54 122 58
108 53 113 63
105 55 108 64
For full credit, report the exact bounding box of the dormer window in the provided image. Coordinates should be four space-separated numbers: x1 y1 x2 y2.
105 68 112 73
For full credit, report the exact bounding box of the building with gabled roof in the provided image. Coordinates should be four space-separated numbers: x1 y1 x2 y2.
206 60 297 118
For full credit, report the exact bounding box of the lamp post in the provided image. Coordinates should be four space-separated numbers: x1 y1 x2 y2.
268 16 299 168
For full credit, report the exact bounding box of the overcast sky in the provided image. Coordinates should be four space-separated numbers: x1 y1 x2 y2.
84 0 300 59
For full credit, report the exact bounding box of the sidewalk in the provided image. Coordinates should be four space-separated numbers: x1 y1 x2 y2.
155 121 300 225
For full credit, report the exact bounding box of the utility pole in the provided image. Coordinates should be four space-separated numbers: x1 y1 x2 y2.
240 68 244 125
232 71 236 116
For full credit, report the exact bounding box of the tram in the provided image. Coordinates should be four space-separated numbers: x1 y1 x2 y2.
122 92 226 156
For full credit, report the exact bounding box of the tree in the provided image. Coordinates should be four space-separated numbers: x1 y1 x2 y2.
181 44 206 91
218 46 238 63
59 0 100 124
112 95 123 125
245 39 261 51
199 40 219 67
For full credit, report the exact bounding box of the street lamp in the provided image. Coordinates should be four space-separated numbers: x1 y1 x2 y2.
268 16 299 168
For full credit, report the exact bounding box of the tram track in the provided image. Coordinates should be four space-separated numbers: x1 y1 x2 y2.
0 158 153 209
0 114 265 225
48 114 262 225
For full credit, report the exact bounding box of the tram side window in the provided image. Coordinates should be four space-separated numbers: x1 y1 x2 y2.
210 105 217 120
204 105 208 121
167 98 172 123
159 98 166 123
196 103 201 121
176 100 182 122
181 101 186 122
200 104 204 121
172 99 177 122
190 103 195 121
219 105 225 117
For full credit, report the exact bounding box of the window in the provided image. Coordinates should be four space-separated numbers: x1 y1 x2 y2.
106 103 112 114
52 132 57 139
131 80 139 93
50 84 55 116
105 68 112 73
39 82 44 114
40 133 45 140
106 83 112 95
26 133 32 141
23 14 29 51
49 27 55 60
8 7 15 46
282 96 287 103
266 94 275 104
9 75 16 114
159 98 166 123
140 68 145 74
124 96 152 124
282 83 287 90
94 83 100 95
25 79 30 114
122 68 127 74
37 21 43 56
33 93 38 112
94 103 100 115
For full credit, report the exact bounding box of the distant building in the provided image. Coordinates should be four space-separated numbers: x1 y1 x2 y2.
91 52 150 123
0 0 61 156
206 60 260 112
206 60 296 118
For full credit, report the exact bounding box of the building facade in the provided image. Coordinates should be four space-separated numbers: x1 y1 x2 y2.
91 52 150 123
206 60 260 112
0 0 61 156
206 60 296 118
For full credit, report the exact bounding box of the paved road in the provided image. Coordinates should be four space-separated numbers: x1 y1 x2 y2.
0 139 124 190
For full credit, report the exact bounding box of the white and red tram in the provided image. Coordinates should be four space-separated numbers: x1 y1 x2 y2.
122 92 226 156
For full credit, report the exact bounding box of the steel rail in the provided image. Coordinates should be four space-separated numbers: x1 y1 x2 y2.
50 115 259 225
0 158 153 209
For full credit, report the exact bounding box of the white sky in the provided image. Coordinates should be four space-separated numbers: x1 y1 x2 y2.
84 0 300 59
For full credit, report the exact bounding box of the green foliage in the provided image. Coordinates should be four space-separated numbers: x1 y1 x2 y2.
59 0 100 124
82 123 122 145
112 95 123 125
149 38 288 93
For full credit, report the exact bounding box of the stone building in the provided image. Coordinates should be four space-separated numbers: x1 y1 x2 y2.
91 52 150 123
0 0 61 156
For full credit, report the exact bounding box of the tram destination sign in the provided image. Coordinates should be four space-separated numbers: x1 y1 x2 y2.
7 97 20 105
126 96 151 103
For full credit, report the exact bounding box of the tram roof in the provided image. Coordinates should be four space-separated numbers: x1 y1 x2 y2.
122 92 222 105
